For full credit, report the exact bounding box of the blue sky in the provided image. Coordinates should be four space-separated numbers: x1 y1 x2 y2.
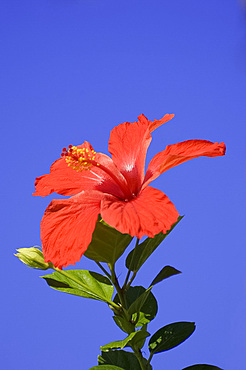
1 1 246 369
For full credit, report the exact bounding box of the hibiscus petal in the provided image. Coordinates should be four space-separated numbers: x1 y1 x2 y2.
34 158 89 197
34 141 127 199
41 191 103 268
144 140 226 187
138 113 175 132
108 118 151 195
101 186 179 239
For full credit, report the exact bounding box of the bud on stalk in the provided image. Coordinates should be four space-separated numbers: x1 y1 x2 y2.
15 247 52 270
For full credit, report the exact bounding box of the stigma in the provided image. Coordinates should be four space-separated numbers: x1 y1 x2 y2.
61 144 98 172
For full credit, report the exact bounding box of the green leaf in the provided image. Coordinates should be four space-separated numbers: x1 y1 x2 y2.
182 366 223 370
89 365 124 370
131 311 151 327
126 216 183 271
98 350 142 370
127 288 152 316
100 332 137 351
128 326 150 349
100 329 149 351
148 321 196 354
42 269 114 304
113 315 135 334
85 217 133 264
98 349 152 370
150 265 181 287
114 286 158 327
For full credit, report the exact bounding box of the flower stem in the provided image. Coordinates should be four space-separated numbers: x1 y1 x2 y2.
122 268 131 290
126 271 137 290
129 238 140 270
108 263 125 308
95 261 111 279
122 238 139 291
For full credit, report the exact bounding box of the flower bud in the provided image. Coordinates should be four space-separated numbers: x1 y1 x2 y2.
15 246 52 270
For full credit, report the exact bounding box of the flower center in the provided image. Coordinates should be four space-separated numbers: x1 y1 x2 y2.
61 145 98 172
61 144 135 200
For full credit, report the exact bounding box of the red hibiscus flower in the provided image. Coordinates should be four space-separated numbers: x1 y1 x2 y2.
34 114 226 268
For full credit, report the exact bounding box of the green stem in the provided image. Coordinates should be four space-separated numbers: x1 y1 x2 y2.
122 268 131 290
129 238 140 270
108 263 125 308
95 261 111 279
108 263 130 324
122 238 139 291
146 352 153 368
126 271 137 290
132 345 146 370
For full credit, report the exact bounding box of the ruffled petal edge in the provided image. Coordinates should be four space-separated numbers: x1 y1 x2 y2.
144 139 226 187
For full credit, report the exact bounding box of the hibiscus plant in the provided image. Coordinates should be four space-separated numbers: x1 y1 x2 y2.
16 113 225 370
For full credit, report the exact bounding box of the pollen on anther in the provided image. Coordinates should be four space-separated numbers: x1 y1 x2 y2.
62 144 98 172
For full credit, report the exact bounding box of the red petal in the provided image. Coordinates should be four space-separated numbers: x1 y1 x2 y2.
34 142 127 199
108 118 151 194
93 152 130 199
34 158 89 197
101 186 179 239
144 140 226 187
138 113 175 132
41 191 103 268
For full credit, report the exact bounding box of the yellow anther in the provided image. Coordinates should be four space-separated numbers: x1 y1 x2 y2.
64 144 98 172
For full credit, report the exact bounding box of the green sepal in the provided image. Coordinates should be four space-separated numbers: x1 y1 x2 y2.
100 329 149 351
89 365 124 370
126 216 183 272
150 265 181 287
85 217 133 264
42 269 114 304
182 366 223 370
98 349 152 370
148 321 196 354
114 286 158 327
